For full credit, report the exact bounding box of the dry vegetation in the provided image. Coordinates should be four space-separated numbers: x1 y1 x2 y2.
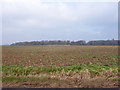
2 46 119 88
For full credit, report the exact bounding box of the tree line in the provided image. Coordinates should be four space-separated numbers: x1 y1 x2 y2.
10 39 119 46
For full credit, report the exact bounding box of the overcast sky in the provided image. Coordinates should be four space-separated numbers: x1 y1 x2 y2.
1 0 118 45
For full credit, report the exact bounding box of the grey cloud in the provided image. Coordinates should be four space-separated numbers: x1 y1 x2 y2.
2 2 118 45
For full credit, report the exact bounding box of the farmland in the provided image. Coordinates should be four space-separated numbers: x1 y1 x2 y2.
2 46 119 88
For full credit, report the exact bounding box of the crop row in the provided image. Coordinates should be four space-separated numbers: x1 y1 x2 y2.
2 63 118 76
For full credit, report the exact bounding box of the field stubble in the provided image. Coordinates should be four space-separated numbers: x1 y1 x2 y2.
2 46 119 88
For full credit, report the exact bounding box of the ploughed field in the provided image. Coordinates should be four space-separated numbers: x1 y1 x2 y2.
2 46 119 88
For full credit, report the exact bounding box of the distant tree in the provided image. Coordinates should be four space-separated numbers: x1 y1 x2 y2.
10 39 119 46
